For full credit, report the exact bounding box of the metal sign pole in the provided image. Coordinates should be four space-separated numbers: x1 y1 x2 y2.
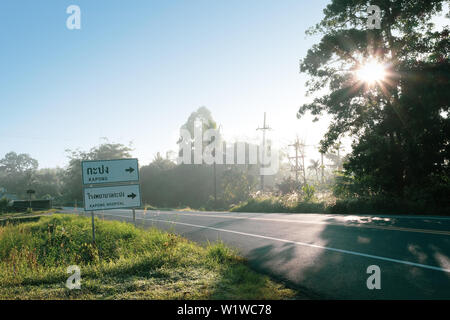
132 208 136 226
91 211 96 243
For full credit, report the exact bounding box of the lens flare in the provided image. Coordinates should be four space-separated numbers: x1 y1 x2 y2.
356 60 386 84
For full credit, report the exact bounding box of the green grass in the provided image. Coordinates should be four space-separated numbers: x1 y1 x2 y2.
144 204 226 212
0 214 297 300
0 209 57 227
230 195 450 216
0 209 56 218
231 197 326 214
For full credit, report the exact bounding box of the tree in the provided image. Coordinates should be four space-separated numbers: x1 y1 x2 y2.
177 106 222 167
298 0 449 204
0 152 38 174
220 167 257 205
179 106 218 140
139 107 263 209
0 152 39 197
149 152 176 171
277 176 299 194
325 141 344 172
308 159 321 182
177 106 223 207
31 168 65 200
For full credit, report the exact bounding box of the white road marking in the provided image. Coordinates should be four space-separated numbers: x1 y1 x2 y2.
177 210 450 221
100 212 450 273
143 211 450 236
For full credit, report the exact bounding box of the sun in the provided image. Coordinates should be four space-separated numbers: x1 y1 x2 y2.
356 60 386 84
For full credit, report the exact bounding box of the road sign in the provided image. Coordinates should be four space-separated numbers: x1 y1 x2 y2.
81 159 139 185
83 184 141 211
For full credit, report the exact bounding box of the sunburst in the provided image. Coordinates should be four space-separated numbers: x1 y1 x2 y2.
356 60 387 85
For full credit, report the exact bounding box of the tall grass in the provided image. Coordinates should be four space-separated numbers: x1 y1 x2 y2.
0 215 296 299
231 195 326 213
231 194 449 216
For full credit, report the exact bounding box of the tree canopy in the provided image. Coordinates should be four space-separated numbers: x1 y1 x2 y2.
299 0 449 203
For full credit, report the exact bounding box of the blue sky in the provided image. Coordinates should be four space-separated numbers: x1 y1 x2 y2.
1 0 338 168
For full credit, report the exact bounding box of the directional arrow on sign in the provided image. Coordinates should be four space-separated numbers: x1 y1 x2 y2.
82 159 139 185
84 184 141 211
125 167 135 173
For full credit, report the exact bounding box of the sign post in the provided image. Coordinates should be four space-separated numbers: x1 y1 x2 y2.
81 158 141 243
83 184 141 211
91 211 95 243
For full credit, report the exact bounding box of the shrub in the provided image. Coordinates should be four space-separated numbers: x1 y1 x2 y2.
301 184 316 202
326 196 448 215
0 198 9 214
231 193 326 214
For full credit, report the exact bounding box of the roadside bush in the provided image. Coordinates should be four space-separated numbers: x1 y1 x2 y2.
294 202 325 213
0 198 9 214
301 184 316 202
231 193 326 213
326 196 449 215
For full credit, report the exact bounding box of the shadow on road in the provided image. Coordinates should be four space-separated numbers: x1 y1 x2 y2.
245 223 450 299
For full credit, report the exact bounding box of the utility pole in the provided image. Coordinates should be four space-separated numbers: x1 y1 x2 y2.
212 125 222 209
201 118 218 208
213 149 217 207
334 141 345 171
289 137 313 185
289 139 300 185
320 152 325 184
256 112 271 191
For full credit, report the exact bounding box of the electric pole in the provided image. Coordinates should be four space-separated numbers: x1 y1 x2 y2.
256 112 271 191
289 139 300 185
213 147 217 208
332 141 345 171
289 137 314 186
320 151 325 184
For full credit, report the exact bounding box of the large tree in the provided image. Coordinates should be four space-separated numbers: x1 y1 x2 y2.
177 106 221 163
0 152 39 197
298 0 449 203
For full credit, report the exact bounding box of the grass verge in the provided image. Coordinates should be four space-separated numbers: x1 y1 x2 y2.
0 214 296 300
230 196 450 216
231 198 325 214
0 209 56 226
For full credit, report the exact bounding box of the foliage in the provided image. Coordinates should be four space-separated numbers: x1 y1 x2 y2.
0 198 10 214
141 162 258 209
301 184 316 202
0 215 296 299
220 167 257 206
0 152 38 174
299 0 449 206
277 176 299 194
231 192 326 213
0 152 38 198
328 195 450 215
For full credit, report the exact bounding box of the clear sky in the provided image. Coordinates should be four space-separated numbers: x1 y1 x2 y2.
0 0 348 168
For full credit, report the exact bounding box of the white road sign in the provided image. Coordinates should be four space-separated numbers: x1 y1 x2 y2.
82 159 139 185
83 184 141 211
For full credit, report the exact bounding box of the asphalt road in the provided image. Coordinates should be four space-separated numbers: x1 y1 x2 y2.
62 208 450 299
